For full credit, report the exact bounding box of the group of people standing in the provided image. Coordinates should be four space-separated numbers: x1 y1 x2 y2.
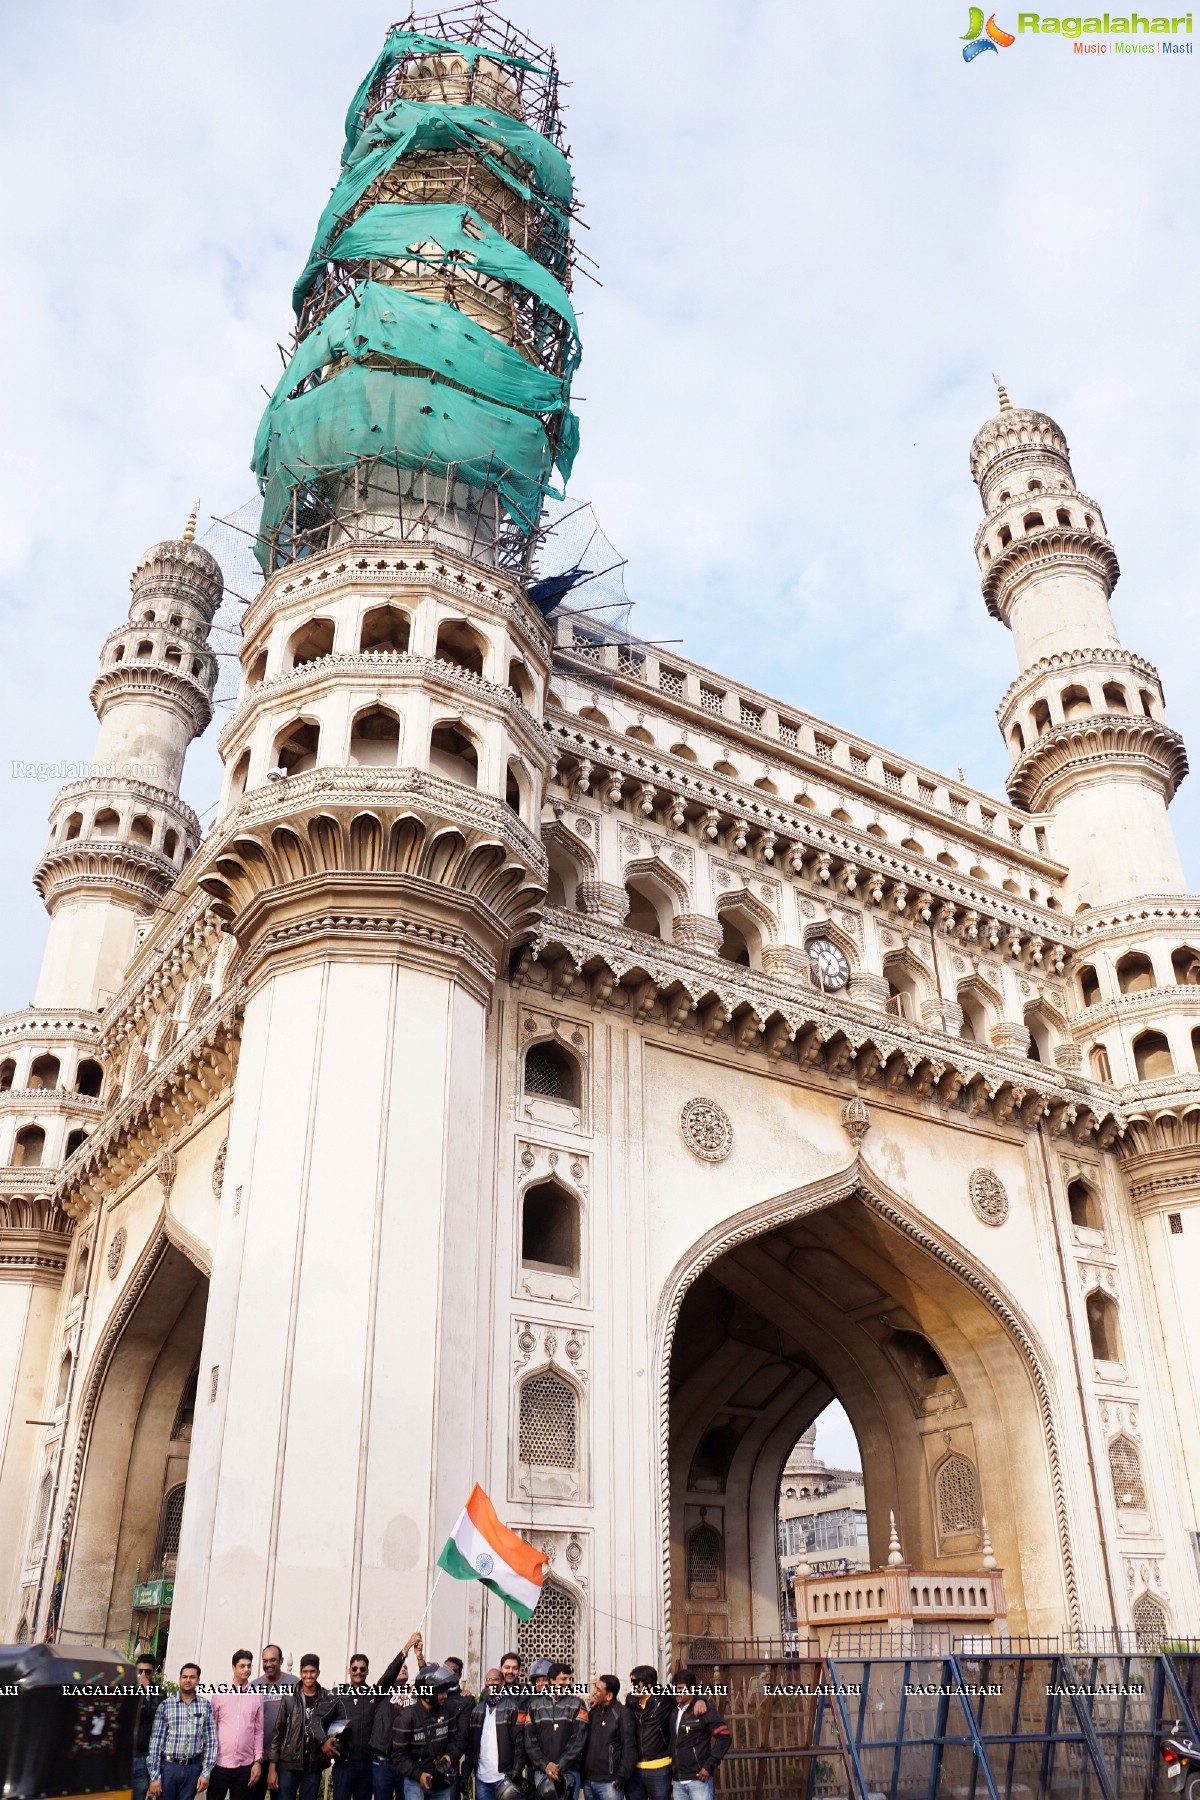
132 1640 730 1800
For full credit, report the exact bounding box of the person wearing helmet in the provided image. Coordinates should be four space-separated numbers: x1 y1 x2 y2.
668 1672 730 1800
390 1667 470 1800
522 1664 587 1800
465 1670 525 1800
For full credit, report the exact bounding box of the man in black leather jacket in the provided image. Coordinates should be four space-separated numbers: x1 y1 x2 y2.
523 1665 588 1800
313 1654 376 1800
465 1670 525 1800
390 1667 470 1800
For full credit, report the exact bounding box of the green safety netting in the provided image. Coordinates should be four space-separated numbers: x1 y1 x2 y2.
254 280 572 478
313 98 573 286
343 29 550 160
293 201 579 345
257 363 567 557
256 31 579 565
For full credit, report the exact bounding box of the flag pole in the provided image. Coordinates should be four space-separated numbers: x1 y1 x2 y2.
414 1564 445 1638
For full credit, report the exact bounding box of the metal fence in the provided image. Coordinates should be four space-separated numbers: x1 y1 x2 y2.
680 1644 1200 1800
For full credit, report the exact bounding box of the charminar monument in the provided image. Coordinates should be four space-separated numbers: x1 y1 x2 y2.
2 11 1198 1679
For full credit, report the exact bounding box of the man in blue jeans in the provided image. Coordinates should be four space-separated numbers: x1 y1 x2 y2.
626 1668 674 1800
391 1665 469 1800
465 1670 524 1800
148 1663 218 1800
580 1677 635 1800
668 1672 730 1800
267 1654 329 1800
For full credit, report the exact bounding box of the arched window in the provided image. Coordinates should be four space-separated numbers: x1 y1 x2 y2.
29 1055 60 1091
287 617 335 668
70 1244 89 1298
1027 479 1043 493
1086 1290 1122 1363
507 658 534 704
1139 689 1155 719
1010 724 1025 754
63 812 83 841
626 724 654 745
164 645 182 667
1032 700 1051 737
65 1129 88 1158
1132 1596 1167 1649
360 605 411 654
75 1059 103 1097
580 707 608 727
1172 946 1200 986
15 1616 29 1644
935 1455 981 1537
1067 1179 1101 1232
1117 953 1155 994
624 880 664 940
54 1350 72 1408
163 829 179 860
1060 685 1092 720
687 1520 723 1599
521 1180 579 1274
154 1484 187 1568
429 723 478 787
1091 1044 1113 1083
713 758 739 779
672 742 698 763
1056 508 1072 527
350 706 400 766
1079 965 1101 1007
1023 511 1045 531
245 650 268 688
718 916 752 967
523 1040 581 1105
111 644 125 663
1133 1031 1173 1080
229 751 250 800
130 815 154 846
273 718 320 775
136 640 153 658
1193 1026 1200 1074
0 1058 13 1092
1103 683 1128 711
33 1471 52 1545
517 1578 578 1672
998 525 1012 548
958 989 990 1045
434 619 486 677
505 762 526 818
1109 1436 1146 1510
518 1370 578 1469
936 851 958 869
14 1126 46 1168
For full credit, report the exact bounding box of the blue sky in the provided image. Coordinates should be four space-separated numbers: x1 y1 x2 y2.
1 0 1197 1009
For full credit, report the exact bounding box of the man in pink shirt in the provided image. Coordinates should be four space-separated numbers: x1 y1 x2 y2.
209 1649 265 1800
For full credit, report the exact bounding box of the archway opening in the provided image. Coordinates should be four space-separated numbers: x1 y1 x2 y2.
666 1187 1066 1655
60 1242 208 1655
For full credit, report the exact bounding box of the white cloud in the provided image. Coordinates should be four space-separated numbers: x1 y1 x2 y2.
1 0 1197 1002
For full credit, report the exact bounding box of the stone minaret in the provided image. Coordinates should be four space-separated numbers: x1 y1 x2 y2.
970 386 1187 910
32 517 221 1009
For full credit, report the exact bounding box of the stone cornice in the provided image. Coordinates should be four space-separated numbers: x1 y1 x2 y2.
240 542 553 668
548 723 1073 951
47 778 201 838
996 647 1162 722
0 1192 72 1233
1119 1141 1200 1201
89 663 213 736
1072 986 1200 1033
0 1229 71 1282
58 993 241 1216
1073 898 1200 947
0 1089 105 1116
96 896 223 1052
1006 716 1188 811
526 907 1121 1145
0 1011 100 1046
33 841 181 912
216 651 553 761
981 528 1120 622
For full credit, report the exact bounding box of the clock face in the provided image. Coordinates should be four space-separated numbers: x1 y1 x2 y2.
808 937 850 992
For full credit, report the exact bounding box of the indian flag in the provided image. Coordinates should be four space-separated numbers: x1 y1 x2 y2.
437 1485 548 1620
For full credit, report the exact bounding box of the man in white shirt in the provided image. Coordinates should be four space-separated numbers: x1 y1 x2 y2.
466 1670 521 1800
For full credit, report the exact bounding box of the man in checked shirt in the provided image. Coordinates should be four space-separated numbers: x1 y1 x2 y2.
148 1663 219 1800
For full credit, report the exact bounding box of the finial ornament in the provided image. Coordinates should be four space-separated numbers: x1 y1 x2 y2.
183 501 200 543
981 1512 998 1571
886 1508 905 1567
993 375 1013 412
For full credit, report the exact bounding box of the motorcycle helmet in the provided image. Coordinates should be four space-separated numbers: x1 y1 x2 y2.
533 1775 564 1800
494 1780 527 1800
529 1660 553 1682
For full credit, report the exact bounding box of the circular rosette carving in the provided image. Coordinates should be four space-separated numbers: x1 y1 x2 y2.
106 1225 127 1279
969 1168 1009 1227
680 1096 733 1163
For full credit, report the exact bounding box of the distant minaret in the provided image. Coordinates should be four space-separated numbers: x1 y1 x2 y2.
32 515 221 1008
970 385 1187 908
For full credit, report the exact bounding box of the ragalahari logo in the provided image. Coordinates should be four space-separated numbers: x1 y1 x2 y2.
962 7 1018 55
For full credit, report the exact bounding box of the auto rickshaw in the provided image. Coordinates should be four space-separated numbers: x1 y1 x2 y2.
0 1643 139 1800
